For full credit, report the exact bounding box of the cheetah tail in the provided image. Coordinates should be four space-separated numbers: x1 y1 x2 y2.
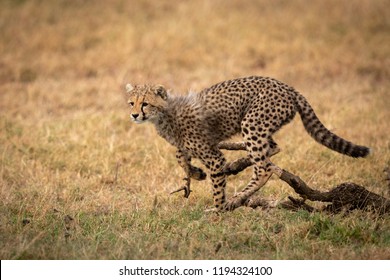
295 93 370 158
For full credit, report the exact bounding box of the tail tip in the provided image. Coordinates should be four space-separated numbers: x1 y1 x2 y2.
351 146 370 158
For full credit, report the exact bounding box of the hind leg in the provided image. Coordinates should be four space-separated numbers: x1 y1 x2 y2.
222 137 281 176
222 119 283 211
267 137 281 157
223 158 282 211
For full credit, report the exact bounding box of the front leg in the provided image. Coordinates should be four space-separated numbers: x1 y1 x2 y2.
200 149 227 211
176 149 206 181
189 165 207 181
170 149 205 198
170 149 192 198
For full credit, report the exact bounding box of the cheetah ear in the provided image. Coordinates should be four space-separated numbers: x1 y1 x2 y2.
155 85 168 100
125 83 134 93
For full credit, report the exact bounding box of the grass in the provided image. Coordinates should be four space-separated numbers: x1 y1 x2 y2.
0 0 389 259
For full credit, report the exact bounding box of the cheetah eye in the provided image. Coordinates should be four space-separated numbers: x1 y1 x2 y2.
142 102 149 107
129 102 134 106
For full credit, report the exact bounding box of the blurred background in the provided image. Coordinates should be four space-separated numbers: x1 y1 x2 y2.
1 0 389 93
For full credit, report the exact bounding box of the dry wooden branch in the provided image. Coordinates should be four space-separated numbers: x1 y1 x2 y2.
218 141 247 151
281 196 316 212
279 169 390 214
223 157 252 176
218 151 390 214
218 141 254 176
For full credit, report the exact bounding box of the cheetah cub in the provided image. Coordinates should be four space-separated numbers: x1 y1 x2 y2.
126 76 369 211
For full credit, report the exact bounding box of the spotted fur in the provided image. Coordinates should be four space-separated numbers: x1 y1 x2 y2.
126 76 369 211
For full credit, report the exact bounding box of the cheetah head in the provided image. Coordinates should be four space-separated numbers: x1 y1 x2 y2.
126 83 168 124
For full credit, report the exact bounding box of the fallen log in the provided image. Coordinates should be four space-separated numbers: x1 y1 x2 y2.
219 141 390 214
279 169 390 214
218 141 247 151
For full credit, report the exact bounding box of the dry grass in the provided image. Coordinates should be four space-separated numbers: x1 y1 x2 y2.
0 0 389 259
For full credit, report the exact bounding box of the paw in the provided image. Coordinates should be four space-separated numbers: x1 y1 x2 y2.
222 195 247 211
170 178 192 198
189 165 207 181
170 185 192 198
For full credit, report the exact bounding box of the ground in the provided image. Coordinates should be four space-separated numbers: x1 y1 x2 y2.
0 0 389 259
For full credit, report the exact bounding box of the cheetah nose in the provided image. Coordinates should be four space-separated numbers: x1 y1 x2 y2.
131 113 139 119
